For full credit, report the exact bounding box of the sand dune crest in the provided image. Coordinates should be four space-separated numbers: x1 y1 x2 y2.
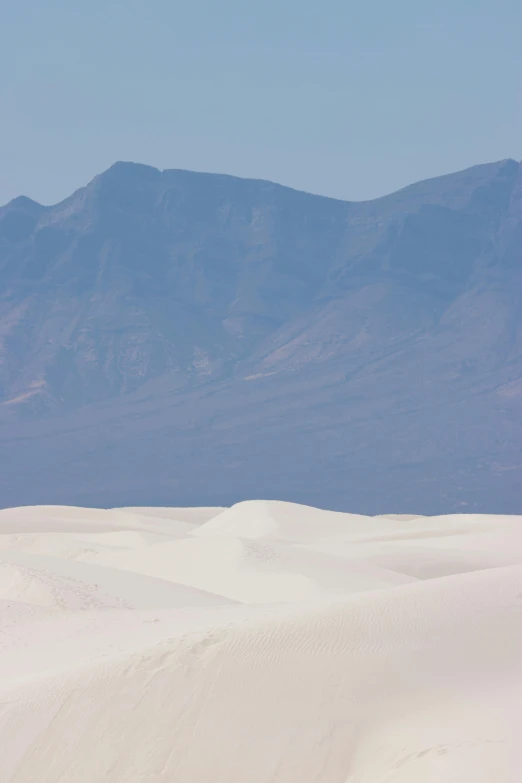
1 500 521 781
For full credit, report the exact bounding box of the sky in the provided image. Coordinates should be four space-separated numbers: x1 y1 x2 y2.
1 0 520 206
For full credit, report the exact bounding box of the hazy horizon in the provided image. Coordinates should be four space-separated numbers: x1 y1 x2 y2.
2 0 520 206
3 154 520 210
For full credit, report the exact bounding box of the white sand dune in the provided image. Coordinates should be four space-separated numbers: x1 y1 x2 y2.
1 501 521 781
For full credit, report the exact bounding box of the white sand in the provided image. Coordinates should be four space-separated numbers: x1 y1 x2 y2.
1 501 521 781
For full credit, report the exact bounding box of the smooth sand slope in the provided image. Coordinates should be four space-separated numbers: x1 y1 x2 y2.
1 501 521 782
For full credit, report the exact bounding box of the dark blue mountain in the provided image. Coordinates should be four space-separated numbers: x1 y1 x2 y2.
0 159 520 512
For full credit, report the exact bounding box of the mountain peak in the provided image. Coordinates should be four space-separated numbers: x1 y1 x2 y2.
100 160 161 178
1 194 45 214
91 160 162 189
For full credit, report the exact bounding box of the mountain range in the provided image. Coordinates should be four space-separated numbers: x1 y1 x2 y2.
0 158 521 512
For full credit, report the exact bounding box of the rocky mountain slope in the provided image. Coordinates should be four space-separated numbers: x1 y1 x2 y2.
0 159 520 512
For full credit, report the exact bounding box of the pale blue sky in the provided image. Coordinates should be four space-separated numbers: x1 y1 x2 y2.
1 0 520 205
